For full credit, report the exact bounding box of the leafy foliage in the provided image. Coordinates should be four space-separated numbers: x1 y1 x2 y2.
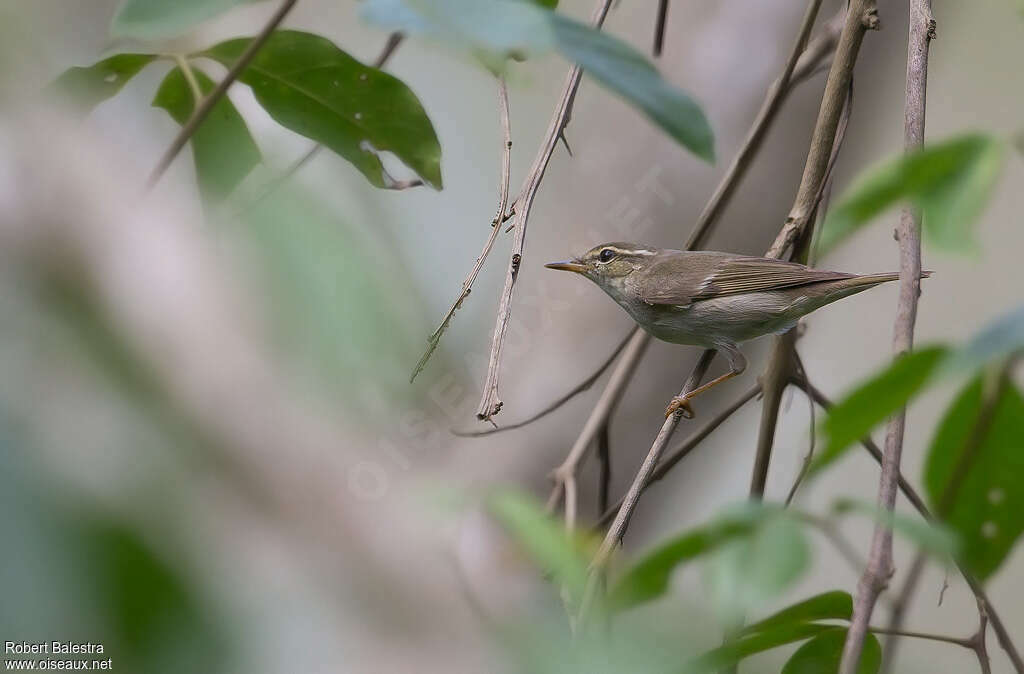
687 623 834 673
609 505 808 617
782 629 881 674
819 133 1005 254
152 67 261 202
47 53 156 112
361 0 714 160
811 346 948 474
924 375 1024 580
203 30 443 189
111 0 262 40
941 303 1024 376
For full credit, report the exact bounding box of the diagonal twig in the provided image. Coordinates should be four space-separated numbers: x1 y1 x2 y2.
411 75 513 382
147 0 300 190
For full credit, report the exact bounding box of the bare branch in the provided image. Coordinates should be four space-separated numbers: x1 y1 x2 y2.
840 1 929 670
475 0 615 421
146 0 300 190
411 76 512 382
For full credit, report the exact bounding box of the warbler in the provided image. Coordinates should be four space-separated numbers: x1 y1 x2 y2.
546 242 929 418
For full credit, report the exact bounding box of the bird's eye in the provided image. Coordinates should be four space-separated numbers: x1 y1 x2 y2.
598 248 616 263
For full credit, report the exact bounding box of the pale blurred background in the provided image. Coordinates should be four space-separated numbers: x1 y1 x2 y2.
1 0 1022 672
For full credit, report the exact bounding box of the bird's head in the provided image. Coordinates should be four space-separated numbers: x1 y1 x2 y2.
545 242 657 288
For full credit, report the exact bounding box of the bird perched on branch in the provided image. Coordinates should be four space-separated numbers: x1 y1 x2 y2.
546 242 929 418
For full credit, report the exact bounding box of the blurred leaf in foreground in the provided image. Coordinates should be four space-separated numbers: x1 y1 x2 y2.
941 303 1024 376
487 490 589 604
112 0 264 41
47 54 156 113
924 374 1024 580
361 0 714 161
811 346 948 475
830 498 958 562
819 133 1004 254
152 66 261 202
204 30 443 189
741 591 852 635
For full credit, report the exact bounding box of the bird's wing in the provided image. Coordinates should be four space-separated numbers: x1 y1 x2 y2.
635 254 853 305
691 257 853 300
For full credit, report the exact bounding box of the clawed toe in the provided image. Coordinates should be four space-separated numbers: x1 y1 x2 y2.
665 396 695 419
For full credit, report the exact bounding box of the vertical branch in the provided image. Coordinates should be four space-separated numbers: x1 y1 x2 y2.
653 0 670 57
839 3 931 672
476 0 615 421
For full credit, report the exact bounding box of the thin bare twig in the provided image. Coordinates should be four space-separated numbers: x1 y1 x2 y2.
596 421 612 519
798 379 1024 674
784 352 817 506
475 0 615 421
147 0 300 189
840 2 928 670
653 0 670 57
411 76 513 382
452 330 634 437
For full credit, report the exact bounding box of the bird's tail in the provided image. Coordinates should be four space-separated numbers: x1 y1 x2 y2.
822 270 932 300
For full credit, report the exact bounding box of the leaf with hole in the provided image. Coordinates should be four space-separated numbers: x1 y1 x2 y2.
47 54 156 113
361 0 714 161
810 346 948 476
924 375 1024 580
203 30 442 189
782 628 881 674
819 133 1005 255
741 591 852 635
152 66 261 202
112 0 264 40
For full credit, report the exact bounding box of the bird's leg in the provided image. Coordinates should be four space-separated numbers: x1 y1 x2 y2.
665 346 747 419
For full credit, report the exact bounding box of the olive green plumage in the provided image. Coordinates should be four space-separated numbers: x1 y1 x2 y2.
546 242 930 417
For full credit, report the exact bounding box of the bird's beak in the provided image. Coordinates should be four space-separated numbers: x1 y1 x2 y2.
544 259 587 274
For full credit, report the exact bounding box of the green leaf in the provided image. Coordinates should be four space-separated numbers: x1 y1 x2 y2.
782 629 881 674
703 513 810 625
152 66 261 202
942 303 1024 376
687 623 835 673
831 499 959 561
487 490 589 603
549 15 714 161
924 376 1024 580
608 504 777 612
361 0 714 161
532 0 559 7
819 134 1005 255
203 30 442 189
811 346 949 476
47 54 156 112
742 591 853 635
112 0 261 40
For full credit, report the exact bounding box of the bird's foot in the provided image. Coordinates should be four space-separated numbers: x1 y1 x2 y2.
665 395 695 419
